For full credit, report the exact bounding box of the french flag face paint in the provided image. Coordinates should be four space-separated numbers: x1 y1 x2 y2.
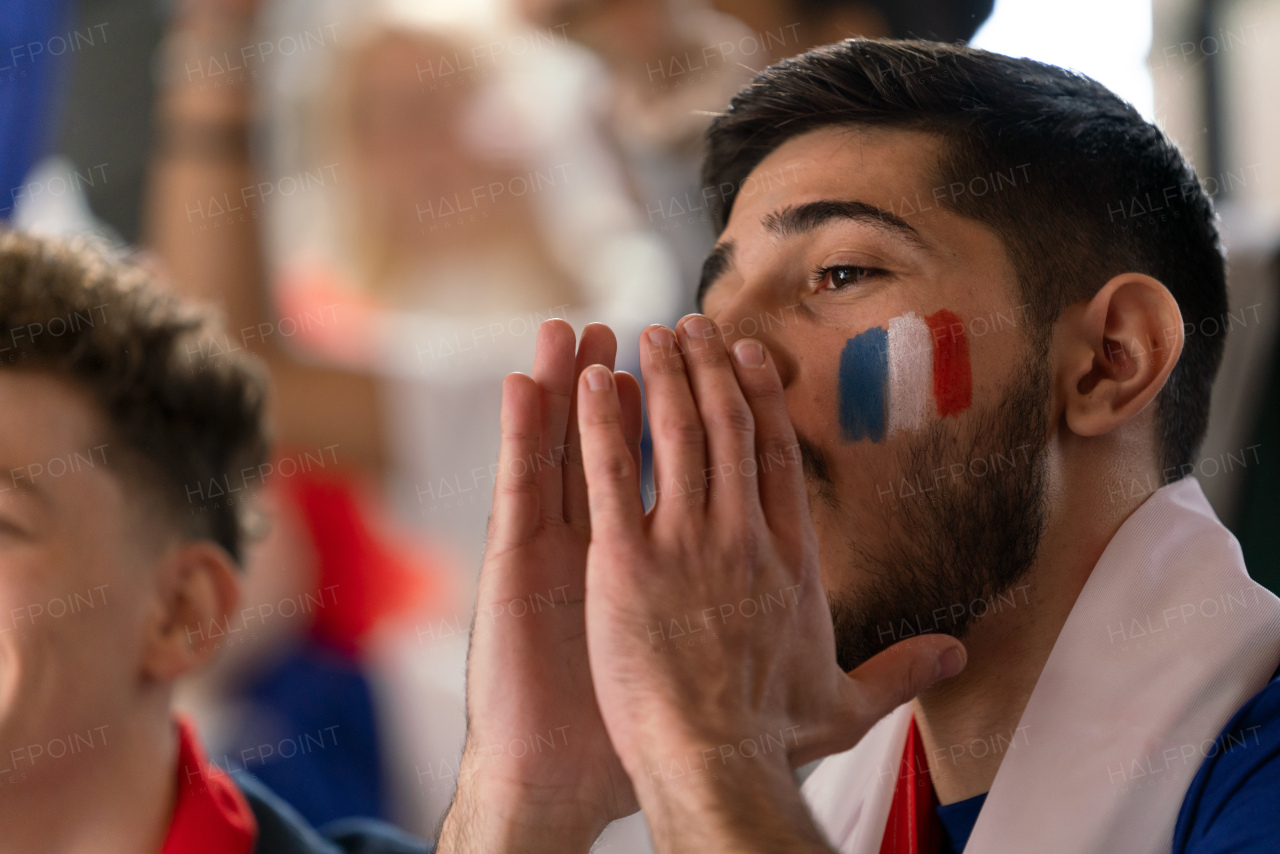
839 309 972 442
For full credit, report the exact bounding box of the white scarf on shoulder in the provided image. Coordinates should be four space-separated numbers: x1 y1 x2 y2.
802 477 1280 854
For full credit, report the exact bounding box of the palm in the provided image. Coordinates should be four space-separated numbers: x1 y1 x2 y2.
459 321 640 826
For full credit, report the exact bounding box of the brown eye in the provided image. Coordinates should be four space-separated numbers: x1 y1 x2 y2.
814 265 882 291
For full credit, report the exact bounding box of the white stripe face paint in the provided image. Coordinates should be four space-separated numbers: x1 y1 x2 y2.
886 312 934 436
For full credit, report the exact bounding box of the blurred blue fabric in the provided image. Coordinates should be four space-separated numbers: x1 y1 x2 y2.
0 1 77 218
227 639 389 828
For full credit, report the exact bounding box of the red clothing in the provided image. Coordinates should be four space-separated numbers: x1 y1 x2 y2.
281 469 446 656
161 719 257 854
879 717 943 854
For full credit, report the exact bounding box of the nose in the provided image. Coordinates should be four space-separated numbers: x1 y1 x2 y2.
707 292 797 388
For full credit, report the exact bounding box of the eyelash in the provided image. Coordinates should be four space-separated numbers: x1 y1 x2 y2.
809 264 886 291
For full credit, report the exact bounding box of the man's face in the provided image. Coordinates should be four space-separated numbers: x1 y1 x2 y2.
701 127 1051 668
0 372 161 784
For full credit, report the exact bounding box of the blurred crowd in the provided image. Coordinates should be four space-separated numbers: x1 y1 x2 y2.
5 0 1277 850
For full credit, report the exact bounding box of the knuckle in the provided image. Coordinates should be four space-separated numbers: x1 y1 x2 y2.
585 409 622 429
705 403 754 436
898 656 932 701
759 436 799 466
745 376 785 404
656 415 705 447
595 452 635 483
497 476 538 497
723 526 761 563
502 426 540 445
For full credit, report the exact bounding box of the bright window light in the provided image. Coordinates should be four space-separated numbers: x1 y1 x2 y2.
971 0 1155 118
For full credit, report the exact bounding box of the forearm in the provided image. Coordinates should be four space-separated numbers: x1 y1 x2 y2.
143 6 385 472
144 7 268 336
636 740 833 854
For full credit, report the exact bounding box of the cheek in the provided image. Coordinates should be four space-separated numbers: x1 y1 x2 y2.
0 563 91 743
838 310 972 443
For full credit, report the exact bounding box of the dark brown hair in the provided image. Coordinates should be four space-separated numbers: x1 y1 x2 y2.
703 39 1227 474
0 229 269 563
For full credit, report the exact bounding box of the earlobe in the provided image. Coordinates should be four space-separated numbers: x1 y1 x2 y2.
142 541 241 683
1060 273 1183 438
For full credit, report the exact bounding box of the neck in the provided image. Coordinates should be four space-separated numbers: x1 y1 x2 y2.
914 448 1160 804
0 697 176 854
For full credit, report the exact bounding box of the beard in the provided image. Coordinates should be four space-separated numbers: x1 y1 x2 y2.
812 340 1052 672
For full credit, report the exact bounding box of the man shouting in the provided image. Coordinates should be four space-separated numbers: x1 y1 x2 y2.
438 40 1280 854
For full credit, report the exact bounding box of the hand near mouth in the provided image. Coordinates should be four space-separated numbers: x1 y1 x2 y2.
575 314 967 854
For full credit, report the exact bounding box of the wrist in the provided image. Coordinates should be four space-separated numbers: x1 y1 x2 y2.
437 763 607 854
620 709 805 793
633 733 828 854
153 113 251 163
170 1 257 40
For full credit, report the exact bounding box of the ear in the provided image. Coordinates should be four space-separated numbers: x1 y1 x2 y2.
1057 273 1184 438
141 541 241 684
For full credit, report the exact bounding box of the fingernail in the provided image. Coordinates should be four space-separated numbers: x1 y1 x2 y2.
683 315 713 339
733 339 764 367
935 647 966 681
647 326 675 351
584 365 611 391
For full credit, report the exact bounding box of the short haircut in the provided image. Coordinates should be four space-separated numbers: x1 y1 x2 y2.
0 230 269 563
702 39 1227 474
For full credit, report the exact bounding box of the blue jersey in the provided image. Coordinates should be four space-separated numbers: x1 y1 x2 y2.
938 668 1280 853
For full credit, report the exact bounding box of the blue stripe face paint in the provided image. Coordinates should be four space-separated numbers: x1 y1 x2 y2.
839 326 888 442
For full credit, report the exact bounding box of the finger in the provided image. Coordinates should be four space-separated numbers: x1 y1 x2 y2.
616 371 643 477
841 637 967 729
728 338 808 536
577 365 644 542
676 314 760 523
487 373 543 553
638 324 707 521
531 320 577 520
565 323 618 528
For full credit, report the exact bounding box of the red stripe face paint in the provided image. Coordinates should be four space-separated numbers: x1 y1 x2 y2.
924 309 972 417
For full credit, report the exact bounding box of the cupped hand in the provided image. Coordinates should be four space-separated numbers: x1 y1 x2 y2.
438 320 642 853
575 316 967 842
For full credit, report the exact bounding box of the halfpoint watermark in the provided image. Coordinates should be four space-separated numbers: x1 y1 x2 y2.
875 584 1033 645
647 726 801 789
877 443 1035 504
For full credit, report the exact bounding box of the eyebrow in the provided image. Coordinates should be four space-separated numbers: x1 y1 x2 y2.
696 241 736 311
695 198 928 310
763 199 927 247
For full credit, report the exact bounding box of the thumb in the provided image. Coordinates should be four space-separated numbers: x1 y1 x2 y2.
843 636 967 725
788 637 967 768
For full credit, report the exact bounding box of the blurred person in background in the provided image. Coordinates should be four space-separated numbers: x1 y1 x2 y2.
710 0 996 64
513 0 994 312
252 0 675 569
301 27 579 317
144 0 460 835
143 0 674 840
